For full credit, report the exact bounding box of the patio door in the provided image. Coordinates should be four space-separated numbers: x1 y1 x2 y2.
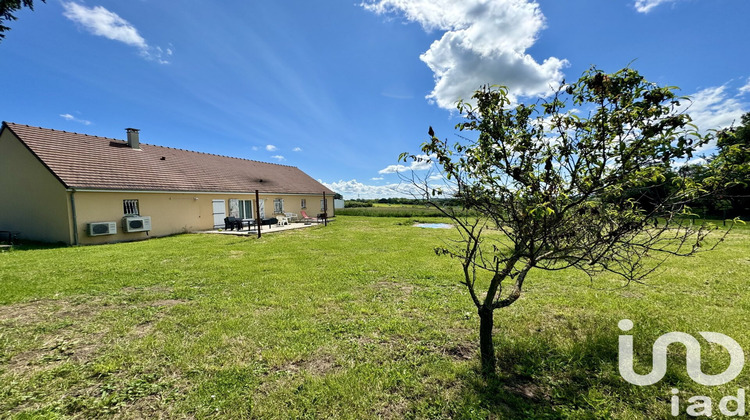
212 200 226 228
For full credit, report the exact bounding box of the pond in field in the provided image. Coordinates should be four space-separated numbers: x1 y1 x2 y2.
414 223 453 229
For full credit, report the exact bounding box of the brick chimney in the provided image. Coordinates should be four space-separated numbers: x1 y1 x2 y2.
125 128 140 149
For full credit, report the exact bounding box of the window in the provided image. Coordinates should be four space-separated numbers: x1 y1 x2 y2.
320 199 326 212
229 199 255 219
123 199 139 215
301 198 306 209
239 200 253 219
273 198 284 214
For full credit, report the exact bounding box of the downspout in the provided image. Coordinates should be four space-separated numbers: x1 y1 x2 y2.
70 189 79 245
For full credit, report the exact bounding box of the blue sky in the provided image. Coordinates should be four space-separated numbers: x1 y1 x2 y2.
2 0 749 198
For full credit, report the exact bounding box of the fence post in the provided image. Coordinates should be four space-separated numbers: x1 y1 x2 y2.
255 190 261 238
323 191 327 226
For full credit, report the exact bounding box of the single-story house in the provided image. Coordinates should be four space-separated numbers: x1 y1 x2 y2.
0 122 335 245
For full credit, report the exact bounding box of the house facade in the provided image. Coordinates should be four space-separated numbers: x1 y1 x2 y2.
0 122 334 245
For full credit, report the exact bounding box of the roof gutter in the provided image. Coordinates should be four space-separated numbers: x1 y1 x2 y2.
64 188 332 196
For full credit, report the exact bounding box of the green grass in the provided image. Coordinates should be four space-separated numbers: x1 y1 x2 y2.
0 217 748 418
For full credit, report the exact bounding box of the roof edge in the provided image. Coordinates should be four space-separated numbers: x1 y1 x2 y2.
1 122 70 189
68 188 332 196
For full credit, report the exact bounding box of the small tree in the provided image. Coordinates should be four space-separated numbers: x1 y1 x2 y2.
400 67 731 375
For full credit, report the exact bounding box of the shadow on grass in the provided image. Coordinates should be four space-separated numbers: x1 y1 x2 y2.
3 240 70 251
453 324 624 418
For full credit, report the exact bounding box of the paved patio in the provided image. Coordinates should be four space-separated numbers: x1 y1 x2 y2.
198 220 328 236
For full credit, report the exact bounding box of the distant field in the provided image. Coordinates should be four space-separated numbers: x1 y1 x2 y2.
337 205 447 217
0 217 748 418
371 203 421 208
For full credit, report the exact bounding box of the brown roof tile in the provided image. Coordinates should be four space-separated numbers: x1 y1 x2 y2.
3 122 334 195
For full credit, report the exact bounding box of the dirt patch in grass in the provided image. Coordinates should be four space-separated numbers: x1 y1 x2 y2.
5 331 107 373
442 342 476 361
272 352 339 377
0 300 60 326
0 288 186 376
379 398 409 419
372 280 415 295
301 353 338 376
111 394 186 420
506 380 545 400
130 322 155 339
0 288 190 417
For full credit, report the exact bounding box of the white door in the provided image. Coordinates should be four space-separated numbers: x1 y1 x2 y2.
212 200 226 227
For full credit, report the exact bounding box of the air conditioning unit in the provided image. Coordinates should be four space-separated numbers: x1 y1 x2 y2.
123 216 152 233
88 222 117 236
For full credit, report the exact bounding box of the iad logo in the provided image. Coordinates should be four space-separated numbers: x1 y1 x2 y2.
618 319 747 417
618 319 745 386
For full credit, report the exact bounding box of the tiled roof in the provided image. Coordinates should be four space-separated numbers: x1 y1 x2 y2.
2 122 334 195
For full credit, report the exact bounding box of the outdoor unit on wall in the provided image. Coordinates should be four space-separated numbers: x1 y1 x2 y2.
87 222 117 236
123 216 152 233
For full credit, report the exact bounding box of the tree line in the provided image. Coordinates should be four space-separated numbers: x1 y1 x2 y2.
346 118 749 220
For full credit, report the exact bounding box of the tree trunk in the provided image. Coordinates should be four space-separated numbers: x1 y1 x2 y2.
478 306 496 375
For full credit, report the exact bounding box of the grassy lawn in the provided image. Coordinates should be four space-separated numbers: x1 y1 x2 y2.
0 217 748 419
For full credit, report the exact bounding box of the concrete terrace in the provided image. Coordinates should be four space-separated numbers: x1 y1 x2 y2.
198 220 331 236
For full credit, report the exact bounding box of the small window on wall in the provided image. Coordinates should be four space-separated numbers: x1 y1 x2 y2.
301 199 306 209
320 199 326 211
123 199 139 216
274 198 284 214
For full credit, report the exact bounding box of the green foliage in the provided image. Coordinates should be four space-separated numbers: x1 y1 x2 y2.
343 200 374 208
710 112 750 216
402 66 730 373
672 112 750 220
0 0 45 42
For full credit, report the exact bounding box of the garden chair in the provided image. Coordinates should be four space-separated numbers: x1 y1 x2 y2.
300 210 316 224
223 217 243 231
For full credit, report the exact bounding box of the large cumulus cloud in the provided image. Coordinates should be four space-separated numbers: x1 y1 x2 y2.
363 0 568 109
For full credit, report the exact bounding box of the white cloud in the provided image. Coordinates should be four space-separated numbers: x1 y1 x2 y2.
685 85 747 133
634 0 679 13
378 153 435 174
371 177 384 181
265 144 277 151
59 113 91 125
674 83 749 156
363 0 567 109
62 2 146 48
378 164 409 174
271 155 285 161
62 2 170 64
320 179 416 199
672 157 708 169
739 79 750 95
292 147 303 152
251 146 259 151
